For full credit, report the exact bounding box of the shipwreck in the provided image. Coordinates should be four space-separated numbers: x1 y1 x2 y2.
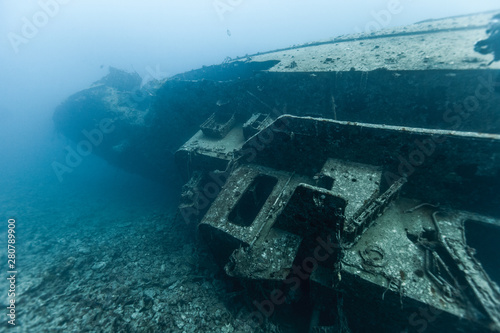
54 11 500 332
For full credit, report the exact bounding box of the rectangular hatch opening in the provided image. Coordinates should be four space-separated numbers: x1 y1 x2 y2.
228 175 278 227
464 219 500 285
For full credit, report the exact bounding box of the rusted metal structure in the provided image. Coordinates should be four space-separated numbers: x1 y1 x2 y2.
54 11 500 332
177 113 500 332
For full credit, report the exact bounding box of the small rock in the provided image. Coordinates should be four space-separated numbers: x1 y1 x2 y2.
92 261 107 270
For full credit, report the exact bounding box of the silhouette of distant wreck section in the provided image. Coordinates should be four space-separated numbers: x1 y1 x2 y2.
92 66 143 91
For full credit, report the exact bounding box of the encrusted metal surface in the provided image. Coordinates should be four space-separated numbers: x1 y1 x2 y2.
180 112 500 332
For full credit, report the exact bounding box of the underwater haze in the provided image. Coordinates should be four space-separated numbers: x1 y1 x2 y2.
1 1 500 332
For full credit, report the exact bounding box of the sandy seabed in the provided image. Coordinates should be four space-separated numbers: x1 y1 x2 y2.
0 159 285 333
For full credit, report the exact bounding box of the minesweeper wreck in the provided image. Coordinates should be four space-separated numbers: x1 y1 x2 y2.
53 11 500 332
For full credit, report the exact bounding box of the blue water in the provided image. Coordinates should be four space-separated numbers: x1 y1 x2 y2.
2 2 500 332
